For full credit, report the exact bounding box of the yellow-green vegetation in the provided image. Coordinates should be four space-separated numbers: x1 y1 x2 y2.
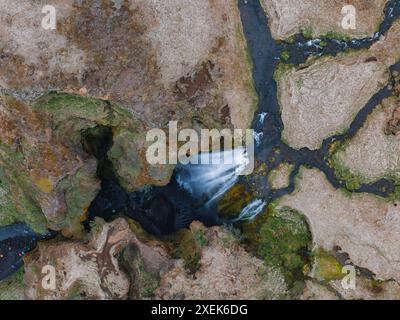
0 267 25 300
330 156 363 190
323 31 351 42
218 184 253 219
135 258 159 299
256 205 312 284
0 92 150 234
312 249 343 282
326 140 364 190
284 35 297 44
299 26 314 39
171 228 208 273
280 51 291 62
329 143 400 193
121 242 160 300
329 141 400 197
0 146 48 232
319 40 328 48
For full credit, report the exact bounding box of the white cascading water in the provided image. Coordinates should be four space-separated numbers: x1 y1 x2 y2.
232 199 267 222
176 147 251 206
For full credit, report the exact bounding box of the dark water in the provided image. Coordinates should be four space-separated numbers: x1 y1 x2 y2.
0 224 38 281
240 0 400 204
280 0 400 65
1 0 400 281
89 0 400 232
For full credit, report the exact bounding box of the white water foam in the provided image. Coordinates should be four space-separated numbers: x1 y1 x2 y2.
232 199 267 222
176 147 251 206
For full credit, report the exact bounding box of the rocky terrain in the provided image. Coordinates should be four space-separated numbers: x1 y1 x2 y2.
0 0 256 237
262 0 388 40
276 18 400 150
331 96 400 187
278 168 400 282
268 163 293 190
1 0 400 301
21 219 286 300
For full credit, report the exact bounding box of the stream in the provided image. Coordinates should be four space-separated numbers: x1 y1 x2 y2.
1 0 400 282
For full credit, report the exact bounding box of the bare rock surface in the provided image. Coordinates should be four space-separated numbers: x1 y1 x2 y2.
0 94 99 235
0 0 257 233
268 162 293 190
0 0 256 130
300 281 339 300
278 168 400 282
262 0 388 40
155 222 287 300
276 19 400 150
23 218 171 300
330 278 400 300
23 219 287 300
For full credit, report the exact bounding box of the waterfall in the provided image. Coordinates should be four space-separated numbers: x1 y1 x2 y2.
232 199 266 222
176 147 251 206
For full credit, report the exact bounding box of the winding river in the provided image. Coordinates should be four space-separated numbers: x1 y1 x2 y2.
1 0 400 282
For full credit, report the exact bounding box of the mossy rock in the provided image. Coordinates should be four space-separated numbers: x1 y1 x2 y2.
218 184 253 219
241 208 269 253
257 206 312 283
0 267 25 300
169 227 208 274
312 249 343 282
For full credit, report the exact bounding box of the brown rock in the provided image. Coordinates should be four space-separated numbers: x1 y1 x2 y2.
23 218 171 300
262 0 388 40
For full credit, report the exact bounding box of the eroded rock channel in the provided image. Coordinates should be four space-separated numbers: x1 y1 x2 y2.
1 0 400 299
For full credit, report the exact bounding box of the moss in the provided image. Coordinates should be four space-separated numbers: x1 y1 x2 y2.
328 137 400 193
274 63 295 83
34 92 110 125
390 185 400 201
235 19 259 118
0 267 25 300
331 158 363 190
59 166 100 237
299 26 314 39
257 205 312 284
35 178 54 194
323 31 351 42
193 229 208 247
284 35 297 44
241 208 269 253
319 40 328 48
366 278 384 294
171 228 206 274
218 184 253 219
312 249 343 282
326 139 365 191
0 145 48 232
1 93 130 234
136 259 159 298
280 51 290 62
66 285 88 300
